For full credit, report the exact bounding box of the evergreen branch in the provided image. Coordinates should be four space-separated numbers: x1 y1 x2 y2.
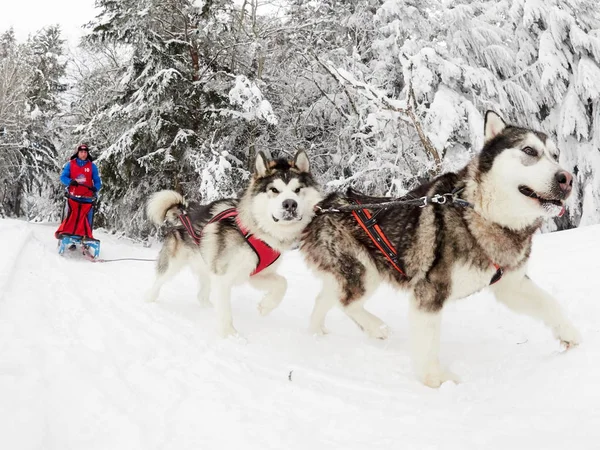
309 55 441 173
298 73 350 120
310 51 359 116
502 61 543 85
406 77 442 174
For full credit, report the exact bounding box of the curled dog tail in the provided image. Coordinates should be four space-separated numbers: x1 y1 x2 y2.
147 190 187 226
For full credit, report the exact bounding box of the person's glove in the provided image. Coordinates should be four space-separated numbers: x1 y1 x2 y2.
69 180 79 187
89 186 97 193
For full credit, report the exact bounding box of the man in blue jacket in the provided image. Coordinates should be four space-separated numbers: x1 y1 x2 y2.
60 144 102 194
59 144 102 240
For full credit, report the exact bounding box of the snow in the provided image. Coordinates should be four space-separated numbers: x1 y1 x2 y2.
228 75 278 125
1 218 599 449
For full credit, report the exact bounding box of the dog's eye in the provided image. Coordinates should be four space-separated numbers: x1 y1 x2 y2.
552 153 559 162
269 187 279 194
294 187 302 194
522 146 538 157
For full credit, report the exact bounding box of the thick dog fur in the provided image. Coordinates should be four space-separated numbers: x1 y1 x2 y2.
301 112 581 387
146 150 322 338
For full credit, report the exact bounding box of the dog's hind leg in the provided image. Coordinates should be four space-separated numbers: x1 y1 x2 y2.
343 299 390 340
190 257 212 308
196 272 211 308
211 274 238 338
145 246 186 303
491 271 581 348
340 265 389 339
310 274 339 336
250 272 287 316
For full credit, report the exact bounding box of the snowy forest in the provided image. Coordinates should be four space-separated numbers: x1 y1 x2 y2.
1 0 599 238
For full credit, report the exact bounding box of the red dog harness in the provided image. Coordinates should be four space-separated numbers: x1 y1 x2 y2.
179 208 280 276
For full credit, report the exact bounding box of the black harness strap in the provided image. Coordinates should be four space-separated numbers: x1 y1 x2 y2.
178 208 237 245
314 187 473 215
490 263 504 285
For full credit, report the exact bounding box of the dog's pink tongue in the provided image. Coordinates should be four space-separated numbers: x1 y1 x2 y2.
558 206 566 217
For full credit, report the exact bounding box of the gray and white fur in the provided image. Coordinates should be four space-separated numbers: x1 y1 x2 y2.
146 150 322 338
300 111 581 387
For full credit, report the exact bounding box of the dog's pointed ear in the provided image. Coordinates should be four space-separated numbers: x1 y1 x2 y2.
294 150 310 173
254 151 269 177
484 111 506 142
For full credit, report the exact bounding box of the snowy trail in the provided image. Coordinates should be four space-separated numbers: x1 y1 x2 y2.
0 219 599 449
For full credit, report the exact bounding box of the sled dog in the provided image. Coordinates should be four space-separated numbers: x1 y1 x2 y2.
301 111 581 387
146 150 322 338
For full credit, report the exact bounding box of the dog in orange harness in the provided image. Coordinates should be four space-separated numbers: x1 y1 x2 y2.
301 112 580 387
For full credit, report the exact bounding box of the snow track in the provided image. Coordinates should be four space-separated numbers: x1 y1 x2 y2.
0 219 599 449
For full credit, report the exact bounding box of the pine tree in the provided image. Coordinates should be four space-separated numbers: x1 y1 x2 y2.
0 29 27 216
61 0 600 235
0 26 65 218
77 0 279 235
507 0 600 227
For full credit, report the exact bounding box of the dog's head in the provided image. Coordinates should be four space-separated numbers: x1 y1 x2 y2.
244 150 322 238
474 111 573 229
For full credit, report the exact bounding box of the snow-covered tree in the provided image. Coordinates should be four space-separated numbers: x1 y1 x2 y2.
0 27 65 218
23 0 598 236
506 0 600 228
74 0 279 235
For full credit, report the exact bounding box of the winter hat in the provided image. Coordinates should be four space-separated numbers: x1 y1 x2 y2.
70 144 94 161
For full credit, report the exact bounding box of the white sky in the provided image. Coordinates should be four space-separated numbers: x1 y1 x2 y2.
0 0 98 44
1 0 288 45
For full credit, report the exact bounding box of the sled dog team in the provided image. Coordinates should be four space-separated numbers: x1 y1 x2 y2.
146 112 581 388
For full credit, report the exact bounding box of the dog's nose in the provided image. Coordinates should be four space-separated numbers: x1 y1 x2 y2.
282 199 297 211
555 170 573 194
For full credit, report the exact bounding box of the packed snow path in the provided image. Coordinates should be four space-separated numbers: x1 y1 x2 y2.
0 219 599 449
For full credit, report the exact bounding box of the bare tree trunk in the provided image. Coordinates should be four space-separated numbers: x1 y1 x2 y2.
13 182 22 216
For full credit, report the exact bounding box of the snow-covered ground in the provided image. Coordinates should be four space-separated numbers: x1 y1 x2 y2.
0 218 599 450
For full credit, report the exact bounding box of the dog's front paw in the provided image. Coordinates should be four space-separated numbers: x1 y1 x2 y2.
420 368 461 389
310 324 329 336
257 296 282 316
218 324 239 339
555 322 582 349
144 290 158 303
197 295 212 309
365 323 390 340
227 333 247 344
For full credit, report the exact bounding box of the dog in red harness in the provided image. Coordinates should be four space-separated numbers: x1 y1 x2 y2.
146 150 322 338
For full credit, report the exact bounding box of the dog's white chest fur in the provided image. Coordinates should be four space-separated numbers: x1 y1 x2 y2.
448 263 496 301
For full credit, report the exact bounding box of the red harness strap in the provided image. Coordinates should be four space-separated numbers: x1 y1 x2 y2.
351 201 406 276
178 208 280 276
490 263 504 285
235 217 281 276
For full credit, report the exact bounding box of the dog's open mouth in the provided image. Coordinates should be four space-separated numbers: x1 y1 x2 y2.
518 185 565 216
272 215 301 223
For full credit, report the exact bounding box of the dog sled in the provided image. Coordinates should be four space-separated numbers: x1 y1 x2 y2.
55 185 101 259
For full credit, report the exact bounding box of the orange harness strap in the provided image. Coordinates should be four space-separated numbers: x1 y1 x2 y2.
351 202 406 276
350 200 503 285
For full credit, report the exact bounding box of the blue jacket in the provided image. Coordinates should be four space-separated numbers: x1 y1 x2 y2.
60 158 102 191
